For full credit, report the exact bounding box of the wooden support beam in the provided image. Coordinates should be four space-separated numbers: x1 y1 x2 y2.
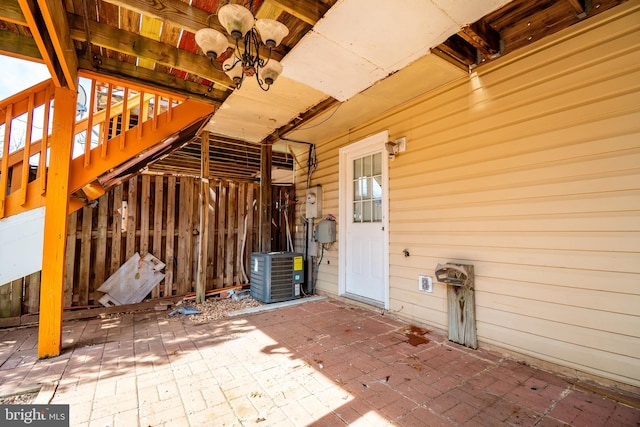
38 86 76 359
433 34 477 69
0 29 43 62
100 0 287 59
266 0 321 25
36 0 78 90
259 142 272 252
196 131 210 303
458 20 502 56
0 0 27 24
68 13 234 90
18 0 64 87
566 0 589 16
100 0 220 36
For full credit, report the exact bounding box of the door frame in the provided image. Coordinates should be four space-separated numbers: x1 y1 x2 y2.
338 130 390 309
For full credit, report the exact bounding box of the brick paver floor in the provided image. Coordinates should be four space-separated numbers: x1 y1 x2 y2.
1 297 638 426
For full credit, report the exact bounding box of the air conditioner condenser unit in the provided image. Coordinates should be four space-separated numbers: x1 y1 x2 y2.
250 252 304 303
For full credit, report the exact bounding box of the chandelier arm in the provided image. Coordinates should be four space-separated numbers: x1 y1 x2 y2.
256 74 270 91
233 38 243 62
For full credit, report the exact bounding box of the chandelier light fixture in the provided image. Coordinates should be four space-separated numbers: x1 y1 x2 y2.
195 1 289 91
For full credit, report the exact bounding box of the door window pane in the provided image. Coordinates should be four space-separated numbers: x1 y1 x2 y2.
354 158 363 178
373 153 382 175
353 202 362 222
373 199 382 222
363 155 372 177
363 200 372 222
354 179 362 201
373 175 382 199
352 153 383 223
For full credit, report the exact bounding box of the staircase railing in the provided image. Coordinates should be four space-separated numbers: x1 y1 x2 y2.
0 72 186 219
0 79 54 218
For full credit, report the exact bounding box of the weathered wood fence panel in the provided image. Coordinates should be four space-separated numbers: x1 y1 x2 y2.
1 175 296 315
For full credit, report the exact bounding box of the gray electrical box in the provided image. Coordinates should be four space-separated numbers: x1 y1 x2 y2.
315 219 336 243
305 185 322 219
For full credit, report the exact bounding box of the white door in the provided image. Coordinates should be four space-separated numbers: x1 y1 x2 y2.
339 131 389 309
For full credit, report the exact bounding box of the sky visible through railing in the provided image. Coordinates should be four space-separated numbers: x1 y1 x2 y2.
0 55 93 161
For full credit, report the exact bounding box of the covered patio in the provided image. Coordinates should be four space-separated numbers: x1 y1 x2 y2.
1 298 638 426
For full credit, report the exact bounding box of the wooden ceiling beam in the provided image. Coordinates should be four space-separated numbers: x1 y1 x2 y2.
265 0 321 25
435 34 477 68
76 55 230 106
68 13 234 90
0 28 43 62
17 0 66 87
566 0 587 15
101 0 209 35
35 0 78 90
458 20 502 56
0 0 27 24
100 0 286 60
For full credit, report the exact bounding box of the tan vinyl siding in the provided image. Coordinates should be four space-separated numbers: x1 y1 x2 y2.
294 2 640 387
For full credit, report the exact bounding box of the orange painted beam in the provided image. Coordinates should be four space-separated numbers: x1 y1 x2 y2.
68 99 214 193
2 180 46 216
17 0 64 88
0 103 13 218
35 0 78 90
0 80 53 128
38 86 76 359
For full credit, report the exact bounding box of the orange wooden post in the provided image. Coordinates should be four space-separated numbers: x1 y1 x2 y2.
84 79 96 167
38 86 76 359
101 83 113 159
152 94 159 132
0 103 13 217
120 87 129 150
137 90 145 140
19 92 35 205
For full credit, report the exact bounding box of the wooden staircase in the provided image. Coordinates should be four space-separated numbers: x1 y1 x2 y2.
0 71 214 220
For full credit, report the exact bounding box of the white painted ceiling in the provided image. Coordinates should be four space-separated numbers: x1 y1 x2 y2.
204 0 513 144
